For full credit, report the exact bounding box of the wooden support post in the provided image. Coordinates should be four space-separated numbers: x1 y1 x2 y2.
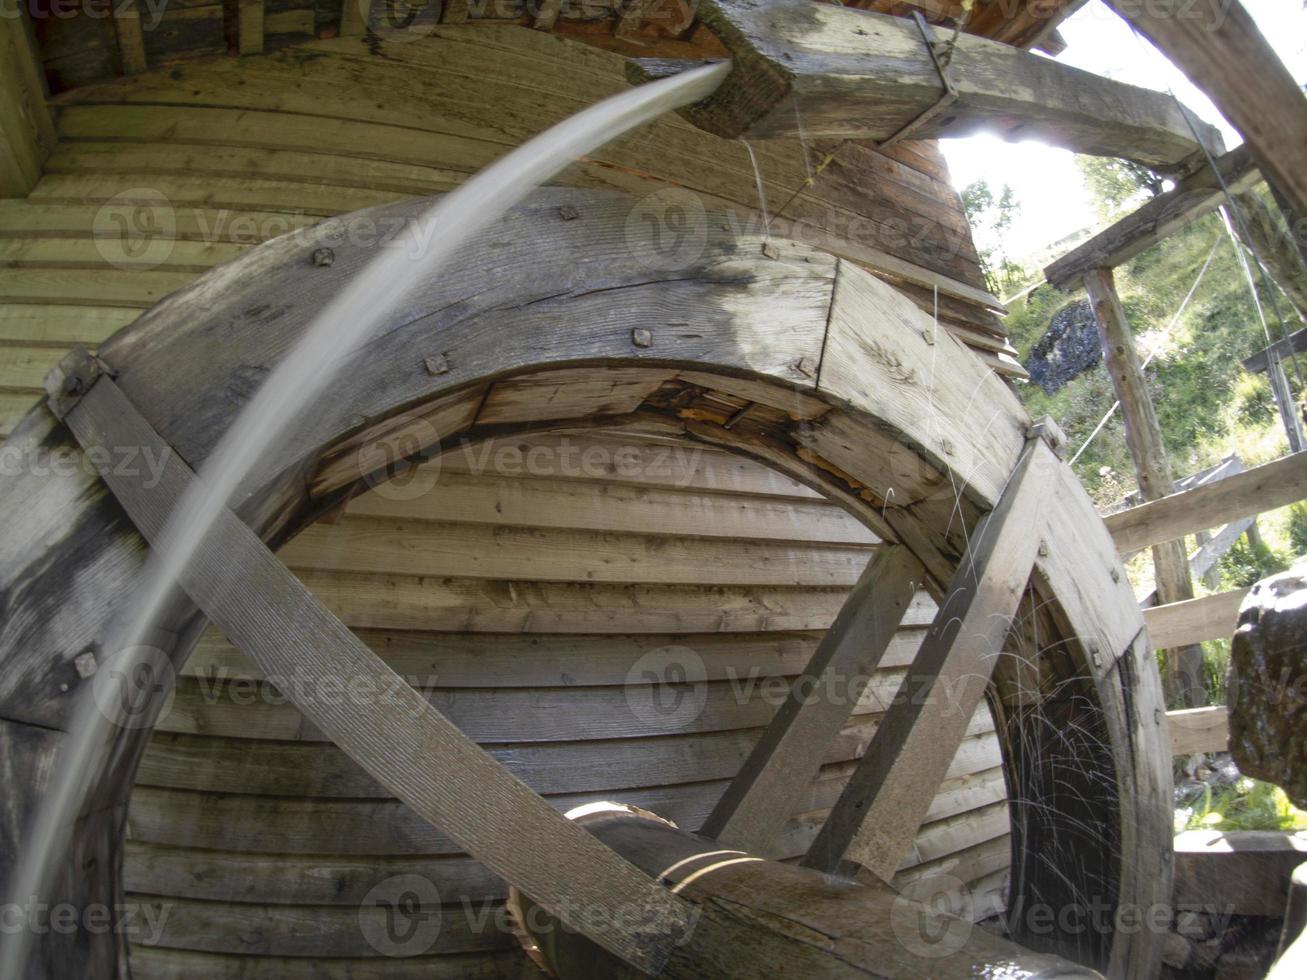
701 545 924 855
1103 0 1307 231
628 0 1220 169
0 8 55 198
61 368 697 976
802 436 1055 881
340 0 372 35
112 0 149 75
239 0 266 55
1083 266 1205 706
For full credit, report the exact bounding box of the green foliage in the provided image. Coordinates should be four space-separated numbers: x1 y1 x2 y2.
1219 533 1289 589
1200 638 1231 707
1076 156 1164 221
960 178 1025 294
1180 777 1307 832
1288 502 1307 559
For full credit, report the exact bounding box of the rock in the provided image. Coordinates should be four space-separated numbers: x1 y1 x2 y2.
1228 566 1307 808
1161 931 1193 969
1025 299 1102 394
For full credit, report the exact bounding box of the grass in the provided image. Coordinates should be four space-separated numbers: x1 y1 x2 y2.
1177 777 1307 833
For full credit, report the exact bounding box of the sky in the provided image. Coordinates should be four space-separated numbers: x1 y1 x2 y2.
941 0 1307 267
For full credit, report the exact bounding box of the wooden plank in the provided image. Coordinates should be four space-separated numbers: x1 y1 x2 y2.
128 946 520 980
1045 145 1258 288
239 0 267 55
64 375 697 973
1174 830 1307 917
342 471 875 545
339 0 372 36
1104 0 1307 232
1105 451 1307 554
802 437 1055 881
701 545 924 855
112 0 149 75
0 12 55 198
635 0 1220 168
277 515 874 586
1144 588 1248 649
1244 326 1307 375
1168 705 1228 755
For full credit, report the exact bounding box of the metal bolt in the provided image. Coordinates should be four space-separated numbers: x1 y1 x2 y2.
631 328 653 349
312 248 335 268
1037 541 1049 558
792 356 816 379
1110 568 1121 583
61 374 83 397
1154 708 1163 724
558 205 579 221
424 353 450 376
1089 644 1102 668
761 242 780 260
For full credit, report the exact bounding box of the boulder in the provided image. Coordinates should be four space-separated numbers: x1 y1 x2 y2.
1026 298 1102 394
1228 566 1307 807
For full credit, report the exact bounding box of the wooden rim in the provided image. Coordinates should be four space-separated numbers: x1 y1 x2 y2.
0 187 1169 977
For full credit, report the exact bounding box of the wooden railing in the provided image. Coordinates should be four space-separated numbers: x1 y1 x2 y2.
1104 451 1307 755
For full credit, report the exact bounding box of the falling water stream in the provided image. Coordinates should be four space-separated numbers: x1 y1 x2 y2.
1 59 730 976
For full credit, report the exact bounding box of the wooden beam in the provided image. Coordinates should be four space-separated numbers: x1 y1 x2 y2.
1244 327 1307 375
1084 265 1203 702
1046 146 1258 289
239 0 266 54
1105 451 1307 554
1103 0 1307 231
802 436 1055 881
533 0 562 31
61 367 698 976
519 804 1096 978
112 0 149 76
700 545 924 854
1174 830 1307 917
631 0 1222 169
1266 348 1307 454
0 11 54 199
1144 588 1249 650
1168 705 1228 755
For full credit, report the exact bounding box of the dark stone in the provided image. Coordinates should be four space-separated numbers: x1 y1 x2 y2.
1025 299 1102 394
1228 567 1307 808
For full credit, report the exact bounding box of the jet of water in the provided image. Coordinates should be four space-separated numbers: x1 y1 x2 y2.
1 59 729 977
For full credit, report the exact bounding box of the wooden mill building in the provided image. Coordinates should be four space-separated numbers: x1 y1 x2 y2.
0 0 1302 978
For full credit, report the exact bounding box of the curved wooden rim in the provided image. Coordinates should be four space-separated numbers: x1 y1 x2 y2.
0 187 1169 977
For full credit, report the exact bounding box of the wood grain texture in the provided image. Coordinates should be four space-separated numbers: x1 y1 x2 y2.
1144 588 1249 649
643 0 1219 167
66 375 698 973
1105 451 1307 554
1167 705 1228 755
0 12 55 198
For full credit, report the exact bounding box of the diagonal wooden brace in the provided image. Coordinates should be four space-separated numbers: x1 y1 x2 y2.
803 432 1057 881
701 544 924 854
55 357 697 975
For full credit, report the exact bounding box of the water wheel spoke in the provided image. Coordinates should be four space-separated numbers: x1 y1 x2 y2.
803 434 1059 881
701 544 924 854
62 368 696 975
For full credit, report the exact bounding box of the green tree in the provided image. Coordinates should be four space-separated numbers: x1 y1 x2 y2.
961 179 1024 294
1077 156 1164 221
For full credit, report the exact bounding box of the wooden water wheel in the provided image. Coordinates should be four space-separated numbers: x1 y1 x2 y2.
0 187 1171 978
